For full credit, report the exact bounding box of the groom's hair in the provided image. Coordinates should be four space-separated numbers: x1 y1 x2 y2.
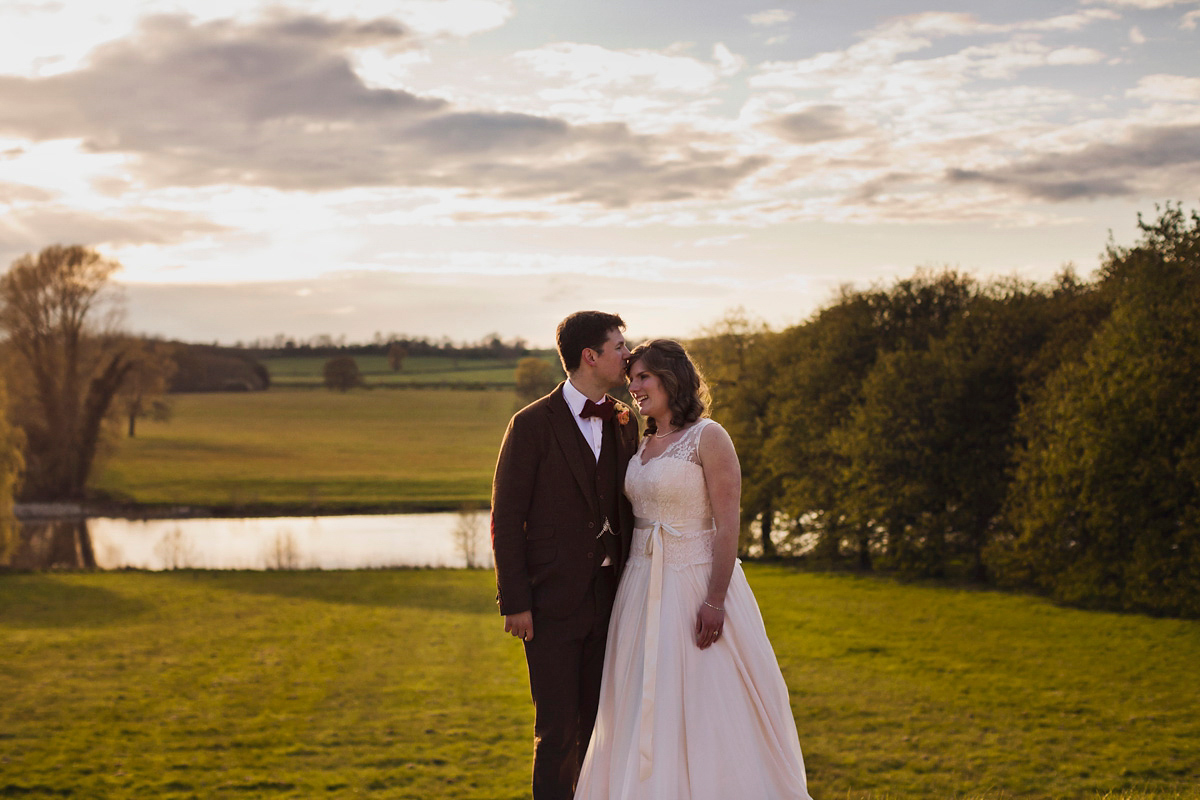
556 311 626 374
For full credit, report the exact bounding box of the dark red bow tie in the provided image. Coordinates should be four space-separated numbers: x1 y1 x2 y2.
580 398 614 422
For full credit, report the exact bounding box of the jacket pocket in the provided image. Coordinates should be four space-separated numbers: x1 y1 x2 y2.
527 544 557 566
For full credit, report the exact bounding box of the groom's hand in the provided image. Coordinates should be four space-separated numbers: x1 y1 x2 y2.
505 611 534 642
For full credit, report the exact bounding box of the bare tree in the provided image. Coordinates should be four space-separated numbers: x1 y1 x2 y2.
119 340 176 437
154 527 197 570
452 504 486 568
0 377 24 561
265 529 301 570
0 245 135 500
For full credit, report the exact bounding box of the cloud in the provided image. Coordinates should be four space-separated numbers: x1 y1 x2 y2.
751 12 1112 95
1128 73 1200 101
402 111 572 155
0 14 435 143
946 170 1132 202
734 7 1194 224
1017 9 1120 30
945 123 1200 201
464 150 771 208
1084 0 1197 8
767 105 865 144
513 42 735 94
0 13 765 208
0 181 54 204
1044 46 1107 66
712 44 744 77
372 0 514 38
747 9 794 27
0 0 514 80
0 205 228 267
844 172 920 205
1182 9 1200 27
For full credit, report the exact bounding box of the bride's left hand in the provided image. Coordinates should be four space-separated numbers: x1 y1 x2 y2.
695 602 724 649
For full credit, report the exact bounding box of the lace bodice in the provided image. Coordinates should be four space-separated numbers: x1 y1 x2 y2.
625 419 718 568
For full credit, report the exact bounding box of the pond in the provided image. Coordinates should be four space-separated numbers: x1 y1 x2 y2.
4 512 494 571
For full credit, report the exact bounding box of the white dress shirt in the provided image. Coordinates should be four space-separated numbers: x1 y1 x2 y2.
563 378 607 462
562 378 613 566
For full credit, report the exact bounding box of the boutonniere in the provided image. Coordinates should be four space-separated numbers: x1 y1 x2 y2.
613 401 631 426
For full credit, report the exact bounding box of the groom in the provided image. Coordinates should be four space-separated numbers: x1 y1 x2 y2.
491 310 638 800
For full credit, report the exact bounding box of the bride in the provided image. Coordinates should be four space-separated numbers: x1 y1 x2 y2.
574 339 814 800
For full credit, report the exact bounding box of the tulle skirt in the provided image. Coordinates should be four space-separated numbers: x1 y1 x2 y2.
574 556 813 800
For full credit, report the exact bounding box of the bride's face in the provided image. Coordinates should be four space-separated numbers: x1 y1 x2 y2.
628 359 669 420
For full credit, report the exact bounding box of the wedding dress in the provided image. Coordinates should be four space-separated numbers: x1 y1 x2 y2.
575 419 813 800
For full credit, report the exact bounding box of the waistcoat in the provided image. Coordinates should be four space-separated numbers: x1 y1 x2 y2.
584 418 622 567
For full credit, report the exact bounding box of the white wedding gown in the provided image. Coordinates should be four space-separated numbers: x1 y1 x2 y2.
575 419 813 800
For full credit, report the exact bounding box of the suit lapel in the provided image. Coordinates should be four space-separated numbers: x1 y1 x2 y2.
548 383 599 516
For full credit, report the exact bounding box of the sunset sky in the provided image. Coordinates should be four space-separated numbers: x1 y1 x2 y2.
2 0 1198 346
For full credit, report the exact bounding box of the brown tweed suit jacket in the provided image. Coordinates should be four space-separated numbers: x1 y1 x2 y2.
491 382 638 620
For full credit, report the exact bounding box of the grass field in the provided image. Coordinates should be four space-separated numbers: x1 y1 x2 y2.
2 567 1197 799
262 353 561 388
94 389 516 512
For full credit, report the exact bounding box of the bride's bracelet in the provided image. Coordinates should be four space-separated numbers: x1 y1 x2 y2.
703 600 725 613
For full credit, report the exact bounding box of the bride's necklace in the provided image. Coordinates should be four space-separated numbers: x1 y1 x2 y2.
652 426 679 439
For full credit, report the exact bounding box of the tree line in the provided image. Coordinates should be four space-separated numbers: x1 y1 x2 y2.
239 333 532 361
689 205 1199 618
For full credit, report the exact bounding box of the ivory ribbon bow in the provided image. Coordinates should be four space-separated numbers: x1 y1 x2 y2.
633 514 715 781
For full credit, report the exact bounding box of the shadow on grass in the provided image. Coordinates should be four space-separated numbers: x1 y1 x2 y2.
0 574 149 628
154 568 497 615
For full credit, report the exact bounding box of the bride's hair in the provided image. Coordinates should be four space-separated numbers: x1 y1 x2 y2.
626 339 710 436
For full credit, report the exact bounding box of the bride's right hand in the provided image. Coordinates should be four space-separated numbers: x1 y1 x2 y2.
695 602 724 649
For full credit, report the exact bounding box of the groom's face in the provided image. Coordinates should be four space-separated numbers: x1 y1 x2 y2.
588 328 631 389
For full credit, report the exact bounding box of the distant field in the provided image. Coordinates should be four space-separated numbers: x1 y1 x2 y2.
1 567 1197 799
262 353 562 388
94 389 517 511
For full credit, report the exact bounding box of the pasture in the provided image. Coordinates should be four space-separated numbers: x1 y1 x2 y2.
1 567 1197 799
95 389 516 512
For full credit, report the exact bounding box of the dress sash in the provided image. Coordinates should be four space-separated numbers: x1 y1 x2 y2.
632 515 714 780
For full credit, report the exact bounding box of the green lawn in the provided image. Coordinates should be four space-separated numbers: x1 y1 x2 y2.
1 567 1197 799
95 389 516 512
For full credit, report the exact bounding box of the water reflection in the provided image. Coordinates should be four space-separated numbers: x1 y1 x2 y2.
5 511 492 571
6 519 97 569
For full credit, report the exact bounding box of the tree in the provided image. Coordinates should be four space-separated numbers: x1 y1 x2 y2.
387 341 408 372
0 245 135 500
514 356 559 404
830 277 1100 579
119 339 176 437
168 344 269 392
994 205 1200 616
323 355 362 391
0 377 24 564
688 309 779 556
452 503 486 568
763 292 881 566
761 270 977 567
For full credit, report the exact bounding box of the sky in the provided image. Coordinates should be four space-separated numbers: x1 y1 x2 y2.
1 0 1198 347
